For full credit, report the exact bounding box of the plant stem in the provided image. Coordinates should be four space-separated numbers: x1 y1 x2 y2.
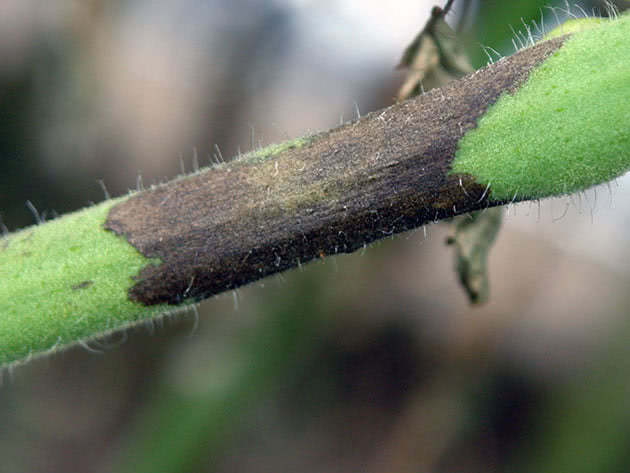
1 13 629 366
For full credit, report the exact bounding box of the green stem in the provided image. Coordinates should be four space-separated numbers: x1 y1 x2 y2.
1 13 629 367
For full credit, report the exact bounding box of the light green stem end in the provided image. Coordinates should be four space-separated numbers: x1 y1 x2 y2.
0 199 173 366
450 13 630 201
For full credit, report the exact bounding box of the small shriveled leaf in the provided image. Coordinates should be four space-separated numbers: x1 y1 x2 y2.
446 209 502 304
396 5 473 100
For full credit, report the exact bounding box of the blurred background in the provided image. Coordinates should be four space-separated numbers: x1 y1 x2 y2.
1 1 630 472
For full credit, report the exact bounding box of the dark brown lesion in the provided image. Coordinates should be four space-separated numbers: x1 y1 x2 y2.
104 37 566 306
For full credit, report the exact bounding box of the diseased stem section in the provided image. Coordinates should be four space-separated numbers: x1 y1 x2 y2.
2 13 629 368
105 38 566 306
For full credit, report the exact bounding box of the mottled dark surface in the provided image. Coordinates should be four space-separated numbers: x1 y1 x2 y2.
105 37 566 305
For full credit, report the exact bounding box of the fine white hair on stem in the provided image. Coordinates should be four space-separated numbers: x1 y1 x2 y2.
574 4 588 18
552 201 570 222
606 181 614 207
0 364 16 386
520 18 535 46
568 193 578 213
476 182 491 203
25 200 42 225
183 275 195 298
605 1 619 19
179 152 186 175
563 0 578 19
505 189 519 216
509 24 525 49
98 179 110 200
78 340 104 355
88 331 128 352
531 18 542 38
546 6 562 31
481 45 494 65
232 289 240 311
459 177 471 198
583 190 592 213
0 215 8 238
188 304 200 337
486 45 502 60
517 29 529 48
214 144 225 163
192 147 199 172
144 317 155 336
480 44 502 64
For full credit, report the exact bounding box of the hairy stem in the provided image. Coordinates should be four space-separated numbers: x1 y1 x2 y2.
1 13 629 366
